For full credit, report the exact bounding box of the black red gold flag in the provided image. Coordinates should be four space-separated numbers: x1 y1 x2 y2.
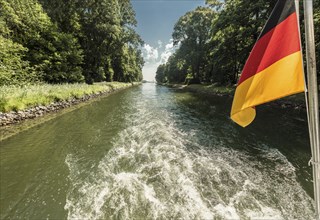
231 0 304 127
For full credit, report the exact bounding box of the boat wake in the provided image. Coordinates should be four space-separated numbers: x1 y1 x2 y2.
65 106 315 220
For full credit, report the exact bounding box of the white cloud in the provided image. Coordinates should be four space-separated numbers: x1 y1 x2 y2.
160 51 172 64
142 63 159 81
143 44 159 63
159 39 176 64
141 39 179 81
165 41 174 50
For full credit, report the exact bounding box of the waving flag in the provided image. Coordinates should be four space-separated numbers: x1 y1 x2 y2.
230 0 304 127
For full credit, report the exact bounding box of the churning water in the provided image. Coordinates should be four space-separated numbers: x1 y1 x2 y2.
0 83 316 219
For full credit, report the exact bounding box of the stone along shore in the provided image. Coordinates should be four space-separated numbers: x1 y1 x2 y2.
0 84 138 126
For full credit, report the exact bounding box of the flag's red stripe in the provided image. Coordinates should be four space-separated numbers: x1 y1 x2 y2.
258 0 295 40
238 13 300 85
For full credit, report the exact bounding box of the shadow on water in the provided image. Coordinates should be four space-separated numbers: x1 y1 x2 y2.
172 87 313 197
0 83 315 219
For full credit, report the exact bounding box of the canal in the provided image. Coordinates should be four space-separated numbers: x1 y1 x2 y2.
0 83 315 219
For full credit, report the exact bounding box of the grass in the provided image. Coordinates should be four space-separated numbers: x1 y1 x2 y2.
183 83 306 107
186 83 235 95
167 82 306 106
0 82 135 113
161 82 236 95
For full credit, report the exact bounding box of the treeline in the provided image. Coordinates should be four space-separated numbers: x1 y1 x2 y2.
156 0 320 85
0 0 143 86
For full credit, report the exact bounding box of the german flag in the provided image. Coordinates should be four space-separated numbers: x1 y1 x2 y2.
230 0 304 127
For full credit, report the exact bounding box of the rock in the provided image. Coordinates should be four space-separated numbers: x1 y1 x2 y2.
0 85 134 127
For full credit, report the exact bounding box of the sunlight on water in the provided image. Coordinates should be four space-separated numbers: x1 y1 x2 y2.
64 84 315 220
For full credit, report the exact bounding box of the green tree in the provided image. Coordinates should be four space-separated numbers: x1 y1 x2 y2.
0 17 38 85
38 0 81 35
155 64 167 83
172 7 216 83
0 0 84 83
111 0 144 82
51 0 144 83
208 0 277 84
162 0 319 87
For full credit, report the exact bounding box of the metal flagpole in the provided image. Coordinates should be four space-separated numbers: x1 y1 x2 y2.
295 0 313 151
303 0 320 219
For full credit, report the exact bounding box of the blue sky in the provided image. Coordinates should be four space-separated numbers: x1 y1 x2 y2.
131 0 205 81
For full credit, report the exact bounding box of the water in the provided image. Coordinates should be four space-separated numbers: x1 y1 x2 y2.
0 83 315 219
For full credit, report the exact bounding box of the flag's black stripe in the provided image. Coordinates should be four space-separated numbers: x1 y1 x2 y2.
259 0 296 39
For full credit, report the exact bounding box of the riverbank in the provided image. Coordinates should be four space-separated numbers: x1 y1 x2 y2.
162 83 306 110
0 82 140 126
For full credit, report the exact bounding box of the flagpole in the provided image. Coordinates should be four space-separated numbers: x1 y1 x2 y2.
303 0 320 219
295 0 313 147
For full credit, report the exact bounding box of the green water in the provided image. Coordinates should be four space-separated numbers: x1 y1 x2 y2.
0 83 315 219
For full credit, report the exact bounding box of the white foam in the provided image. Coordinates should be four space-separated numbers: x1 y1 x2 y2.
64 92 315 220
213 204 240 219
245 206 284 220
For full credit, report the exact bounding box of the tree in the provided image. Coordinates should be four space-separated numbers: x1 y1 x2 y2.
41 0 143 83
111 0 144 82
172 7 216 82
162 0 319 86
0 0 84 83
1 0 144 85
208 0 277 84
0 17 37 85
38 0 81 35
155 64 167 83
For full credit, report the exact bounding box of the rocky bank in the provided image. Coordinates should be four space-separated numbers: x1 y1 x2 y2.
0 87 130 126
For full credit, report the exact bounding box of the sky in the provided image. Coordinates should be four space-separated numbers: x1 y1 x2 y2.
131 0 205 81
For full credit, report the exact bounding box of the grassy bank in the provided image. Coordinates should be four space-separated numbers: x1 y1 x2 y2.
0 82 136 113
186 84 305 105
183 84 235 96
162 83 235 96
163 83 306 108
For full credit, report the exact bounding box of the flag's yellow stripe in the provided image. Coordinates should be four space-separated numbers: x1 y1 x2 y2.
231 51 304 127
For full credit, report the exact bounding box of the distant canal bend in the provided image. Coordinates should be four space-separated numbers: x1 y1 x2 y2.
0 83 315 219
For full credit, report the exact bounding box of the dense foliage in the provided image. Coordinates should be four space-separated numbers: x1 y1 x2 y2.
0 0 143 86
156 0 320 85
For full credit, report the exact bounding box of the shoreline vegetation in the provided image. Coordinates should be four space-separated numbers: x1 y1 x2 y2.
155 2 319 91
1 0 144 87
0 82 139 127
164 83 235 96
1 0 144 139
160 82 306 110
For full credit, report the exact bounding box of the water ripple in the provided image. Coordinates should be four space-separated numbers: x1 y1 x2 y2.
65 88 315 219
